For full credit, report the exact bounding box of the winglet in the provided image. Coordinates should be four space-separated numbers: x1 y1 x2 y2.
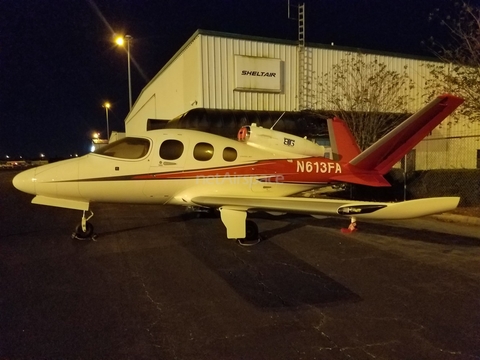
349 94 464 174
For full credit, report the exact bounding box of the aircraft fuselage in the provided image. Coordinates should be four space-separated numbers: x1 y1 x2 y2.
13 129 345 211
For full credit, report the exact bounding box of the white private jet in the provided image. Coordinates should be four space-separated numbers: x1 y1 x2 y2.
13 94 463 244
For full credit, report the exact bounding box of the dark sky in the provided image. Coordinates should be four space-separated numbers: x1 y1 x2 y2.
0 0 462 158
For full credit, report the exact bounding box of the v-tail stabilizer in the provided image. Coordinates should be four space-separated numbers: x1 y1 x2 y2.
330 94 464 187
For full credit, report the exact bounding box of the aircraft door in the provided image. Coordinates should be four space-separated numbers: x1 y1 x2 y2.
143 137 188 201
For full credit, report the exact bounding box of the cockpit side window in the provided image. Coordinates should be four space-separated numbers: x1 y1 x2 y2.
194 142 214 161
94 138 150 159
160 139 184 160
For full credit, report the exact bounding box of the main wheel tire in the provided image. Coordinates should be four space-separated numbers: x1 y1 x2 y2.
74 221 94 239
238 220 261 246
245 220 259 240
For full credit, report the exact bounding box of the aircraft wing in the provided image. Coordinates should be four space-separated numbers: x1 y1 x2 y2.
192 195 460 220
192 195 460 239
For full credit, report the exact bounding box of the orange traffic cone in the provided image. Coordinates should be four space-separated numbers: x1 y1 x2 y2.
341 219 357 233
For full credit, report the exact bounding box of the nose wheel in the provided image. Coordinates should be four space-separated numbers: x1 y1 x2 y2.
72 210 97 241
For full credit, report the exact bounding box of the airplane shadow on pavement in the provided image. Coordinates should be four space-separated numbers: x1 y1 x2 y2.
180 215 362 310
179 212 479 310
34 206 478 312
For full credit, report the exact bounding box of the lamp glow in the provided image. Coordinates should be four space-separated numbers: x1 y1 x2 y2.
114 34 133 110
103 102 111 141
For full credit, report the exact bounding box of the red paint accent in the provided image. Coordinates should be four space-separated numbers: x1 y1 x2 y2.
330 164 391 187
132 158 382 185
131 157 394 187
330 117 361 162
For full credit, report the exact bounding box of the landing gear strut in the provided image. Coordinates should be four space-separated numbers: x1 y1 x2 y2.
72 210 97 241
237 220 261 246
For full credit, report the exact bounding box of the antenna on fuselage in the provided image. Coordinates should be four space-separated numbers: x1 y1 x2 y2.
270 112 286 130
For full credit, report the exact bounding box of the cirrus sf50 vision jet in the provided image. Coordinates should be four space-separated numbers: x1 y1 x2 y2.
13 94 463 244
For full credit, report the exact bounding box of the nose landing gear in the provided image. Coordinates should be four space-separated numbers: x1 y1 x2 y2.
72 210 97 241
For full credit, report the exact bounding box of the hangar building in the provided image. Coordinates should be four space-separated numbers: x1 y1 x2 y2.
124 29 480 170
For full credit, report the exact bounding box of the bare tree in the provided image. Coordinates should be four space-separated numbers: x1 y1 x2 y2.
425 2 480 120
313 53 415 150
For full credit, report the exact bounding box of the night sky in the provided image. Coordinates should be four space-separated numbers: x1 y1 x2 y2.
0 0 461 159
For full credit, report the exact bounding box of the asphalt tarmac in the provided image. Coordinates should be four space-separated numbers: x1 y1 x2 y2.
1 170 480 360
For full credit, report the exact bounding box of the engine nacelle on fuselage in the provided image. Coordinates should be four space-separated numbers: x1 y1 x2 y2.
237 123 325 157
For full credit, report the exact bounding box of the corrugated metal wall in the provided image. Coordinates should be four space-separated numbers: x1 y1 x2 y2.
308 47 434 112
198 33 437 113
128 31 440 128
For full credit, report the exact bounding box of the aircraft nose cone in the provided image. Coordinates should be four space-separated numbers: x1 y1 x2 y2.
12 168 37 195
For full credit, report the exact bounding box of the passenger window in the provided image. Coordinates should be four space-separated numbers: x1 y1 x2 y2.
194 142 214 161
160 139 184 160
223 147 237 161
94 137 150 159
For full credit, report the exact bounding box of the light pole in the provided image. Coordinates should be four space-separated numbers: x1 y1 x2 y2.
115 35 133 110
103 102 111 141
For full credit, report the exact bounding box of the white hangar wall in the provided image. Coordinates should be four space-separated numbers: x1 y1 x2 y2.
125 30 479 170
126 35 203 127
126 29 437 133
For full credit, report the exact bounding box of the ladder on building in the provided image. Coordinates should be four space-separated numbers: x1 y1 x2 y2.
297 3 311 110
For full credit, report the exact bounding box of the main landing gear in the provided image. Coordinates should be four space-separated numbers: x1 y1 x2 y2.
72 210 97 241
219 207 263 246
237 220 262 247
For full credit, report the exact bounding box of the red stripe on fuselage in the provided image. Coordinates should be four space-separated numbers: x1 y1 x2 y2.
132 158 346 184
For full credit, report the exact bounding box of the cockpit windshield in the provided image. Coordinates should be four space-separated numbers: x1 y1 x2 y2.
94 137 150 159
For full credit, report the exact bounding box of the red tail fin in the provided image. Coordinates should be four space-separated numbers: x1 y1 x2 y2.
349 94 463 174
327 117 361 162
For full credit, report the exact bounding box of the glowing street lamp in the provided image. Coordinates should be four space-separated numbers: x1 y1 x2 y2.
115 34 133 110
115 36 124 46
103 102 111 141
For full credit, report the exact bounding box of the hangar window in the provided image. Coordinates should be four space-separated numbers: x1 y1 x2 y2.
223 147 237 162
194 142 214 161
94 137 150 159
160 139 184 160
